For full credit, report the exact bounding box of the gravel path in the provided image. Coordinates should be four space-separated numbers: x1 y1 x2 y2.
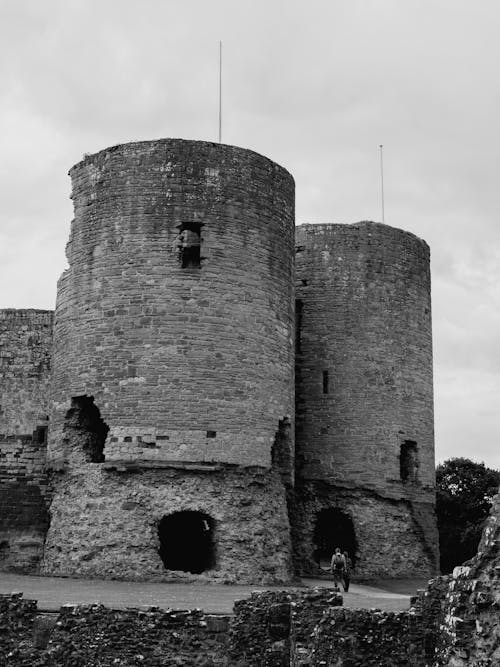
0 573 420 614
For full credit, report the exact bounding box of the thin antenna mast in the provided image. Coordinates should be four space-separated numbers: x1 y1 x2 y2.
379 144 385 223
218 41 222 143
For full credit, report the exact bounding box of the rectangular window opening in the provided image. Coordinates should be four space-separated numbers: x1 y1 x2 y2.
206 430 216 438
400 440 419 483
178 223 202 268
33 424 48 445
322 370 329 394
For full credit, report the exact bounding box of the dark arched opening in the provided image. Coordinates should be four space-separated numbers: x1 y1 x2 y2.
158 511 215 574
313 508 357 567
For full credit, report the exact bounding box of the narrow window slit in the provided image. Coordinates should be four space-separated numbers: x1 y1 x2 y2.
322 370 329 394
295 299 303 353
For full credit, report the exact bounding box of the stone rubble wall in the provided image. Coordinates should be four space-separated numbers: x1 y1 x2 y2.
0 593 38 665
0 594 230 666
5 552 499 667
0 310 53 573
429 489 500 666
42 465 293 584
229 588 343 665
308 607 427 666
291 483 435 578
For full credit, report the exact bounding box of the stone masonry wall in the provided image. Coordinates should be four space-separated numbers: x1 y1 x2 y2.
229 588 342 665
309 608 427 666
292 483 435 578
45 139 295 582
295 222 434 493
430 489 500 666
42 465 293 584
0 309 52 435
0 594 230 666
294 222 438 577
0 310 53 572
48 139 295 471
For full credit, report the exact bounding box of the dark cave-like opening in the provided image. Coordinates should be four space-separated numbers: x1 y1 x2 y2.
313 507 357 567
158 511 215 574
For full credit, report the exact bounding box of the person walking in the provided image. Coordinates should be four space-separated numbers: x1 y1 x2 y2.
330 547 346 589
342 551 352 592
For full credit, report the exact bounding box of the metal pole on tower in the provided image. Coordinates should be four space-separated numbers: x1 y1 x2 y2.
218 41 222 143
379 144 385 223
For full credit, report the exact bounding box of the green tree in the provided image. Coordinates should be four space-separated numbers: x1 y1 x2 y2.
436 457 500 573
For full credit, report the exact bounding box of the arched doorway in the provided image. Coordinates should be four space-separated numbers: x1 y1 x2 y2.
313 508 357 568
158 511 215 574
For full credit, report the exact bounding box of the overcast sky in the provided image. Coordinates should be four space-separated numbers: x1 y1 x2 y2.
1 0 499 469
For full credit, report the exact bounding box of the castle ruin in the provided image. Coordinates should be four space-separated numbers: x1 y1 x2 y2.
0 139 438 583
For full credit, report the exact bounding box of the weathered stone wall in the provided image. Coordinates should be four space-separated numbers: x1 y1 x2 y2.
229 588 343 665
42 465 292 584
309 608 427 666
430 489 500 666
294 222 438 577
49 139 295 470
44 138 295 583
0 310 53 572
291 483 435 578
0 309 53 436
8 552 499 667
0 594 230 666
0 593 38 664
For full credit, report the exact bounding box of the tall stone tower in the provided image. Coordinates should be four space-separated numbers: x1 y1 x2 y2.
293 222 438 577
42 139 295 583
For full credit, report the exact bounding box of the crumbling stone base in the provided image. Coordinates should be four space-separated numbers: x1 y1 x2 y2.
309 608 427 666
291 481 437 578
230 588 343 665
429 491 500 666
42 464 293 584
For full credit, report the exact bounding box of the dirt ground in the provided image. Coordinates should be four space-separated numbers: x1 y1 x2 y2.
0 573 427 614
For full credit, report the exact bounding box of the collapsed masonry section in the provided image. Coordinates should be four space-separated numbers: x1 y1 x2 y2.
42 465 294 584
62 396 109 465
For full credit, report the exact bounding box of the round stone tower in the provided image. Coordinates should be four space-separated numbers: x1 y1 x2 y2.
42 139 295 583
293 222 438 578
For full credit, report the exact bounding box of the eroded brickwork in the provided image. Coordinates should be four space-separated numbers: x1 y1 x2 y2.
0 310 53 572
294 222 438 578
